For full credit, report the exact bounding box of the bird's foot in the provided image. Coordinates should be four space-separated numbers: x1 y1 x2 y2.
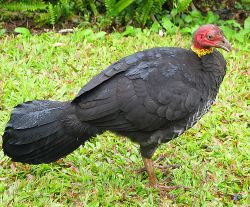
136 164 180 173
155 164 180 172
146 182 186 197
135 154 180 173
151 183 189 196
156 183 179 191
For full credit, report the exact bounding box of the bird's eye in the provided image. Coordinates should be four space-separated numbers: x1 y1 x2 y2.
207 35 213 39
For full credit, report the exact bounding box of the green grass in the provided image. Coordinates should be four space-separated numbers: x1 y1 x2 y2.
0 29 249 206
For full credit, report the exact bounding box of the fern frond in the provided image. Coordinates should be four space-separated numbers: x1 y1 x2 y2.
89 0 100 17
152 0 167 13
105 0 116 16
136 0 154 25
48 3 56 25
74 0 88 12
176 0 192 13
112 0 135 16
59 0 73 18
35 13 51 27
0 1 47 12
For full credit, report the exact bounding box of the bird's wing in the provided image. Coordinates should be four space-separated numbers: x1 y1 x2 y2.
74 51 147 101
73 48 178 101
152 81 203 121
73 48 203 132
117 58 204 130
73 48 169 131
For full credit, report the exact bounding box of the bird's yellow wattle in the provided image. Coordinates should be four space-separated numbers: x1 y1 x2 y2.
191 45 214 57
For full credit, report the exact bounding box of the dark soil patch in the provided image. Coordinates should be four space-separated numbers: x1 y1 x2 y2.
1 18 78 34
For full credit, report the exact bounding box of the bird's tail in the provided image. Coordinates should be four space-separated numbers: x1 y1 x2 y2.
2 100 97 164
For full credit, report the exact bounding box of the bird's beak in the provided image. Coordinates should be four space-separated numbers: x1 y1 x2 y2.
215 37 232 52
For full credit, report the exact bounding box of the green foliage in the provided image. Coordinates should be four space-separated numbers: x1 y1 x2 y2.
0 28 6 36
35 0 73 26
14 27 31 36
48 3 56 25
105 0 116 16
0 0 47 12
0 0 169 28
162 16 177 34
103 0 168 27
172 0 192 15
235 0 250 10
106 0 135 16
135 0 154 25
244 16 250 30
0 0 248 38
0 0 74 26
148 8 249 44
74 0 87 12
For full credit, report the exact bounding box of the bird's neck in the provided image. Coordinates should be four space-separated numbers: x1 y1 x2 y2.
198 50 227 91
191 45 214 57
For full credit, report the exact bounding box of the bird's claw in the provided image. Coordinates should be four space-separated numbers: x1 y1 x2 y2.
156 164 180 172
157 184 179 191
135 163 180 174
151 183 189 196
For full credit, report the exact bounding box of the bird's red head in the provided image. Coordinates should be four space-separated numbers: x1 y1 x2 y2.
192 24 232 54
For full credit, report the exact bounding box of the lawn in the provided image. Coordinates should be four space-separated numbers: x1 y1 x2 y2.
0 29 249 206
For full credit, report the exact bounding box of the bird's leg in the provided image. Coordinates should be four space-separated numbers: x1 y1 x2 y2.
136 154 180 173
137 130 181 174
139 144 182 192
138 144 159 187
136 154 164 173
142 156 180 192
142 157 158 187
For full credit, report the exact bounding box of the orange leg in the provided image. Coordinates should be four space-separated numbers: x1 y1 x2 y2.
142 157 181 192
142 157 158 187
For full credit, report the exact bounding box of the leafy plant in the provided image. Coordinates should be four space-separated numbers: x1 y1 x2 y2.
0 0 248 33
14 27 31 37
152 9 250 44
0 28 6 36
103 0 168 27
105 0 135 16
33 0 74 26
0 0 47 12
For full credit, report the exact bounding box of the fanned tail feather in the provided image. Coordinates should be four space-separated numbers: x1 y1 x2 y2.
2 100 97 164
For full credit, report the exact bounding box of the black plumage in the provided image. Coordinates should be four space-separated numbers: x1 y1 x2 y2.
2 25 231 188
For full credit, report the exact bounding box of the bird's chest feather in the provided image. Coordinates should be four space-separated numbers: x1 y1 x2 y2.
185 96 214 130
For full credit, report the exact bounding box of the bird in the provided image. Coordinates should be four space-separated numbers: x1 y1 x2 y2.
2 24 232 190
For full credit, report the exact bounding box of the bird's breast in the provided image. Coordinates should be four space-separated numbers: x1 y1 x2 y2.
185 97 214 130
